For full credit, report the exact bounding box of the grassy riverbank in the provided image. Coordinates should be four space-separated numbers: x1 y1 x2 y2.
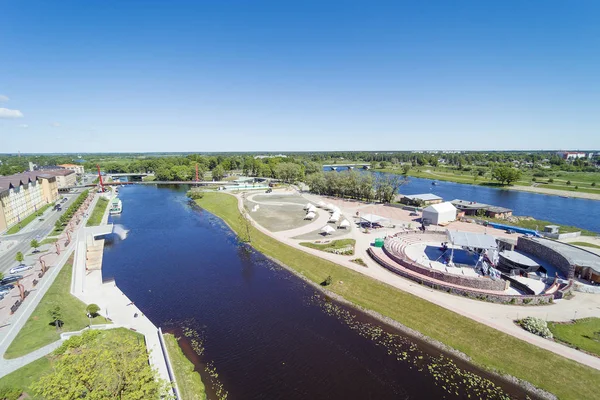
86 197 109 226
196 192 600 400
5 254 110 359
548 318 600 357
163 333 206 400
300 239 355 255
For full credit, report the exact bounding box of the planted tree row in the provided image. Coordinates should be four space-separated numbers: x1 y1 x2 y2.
54 190 90 233
305 170 407 203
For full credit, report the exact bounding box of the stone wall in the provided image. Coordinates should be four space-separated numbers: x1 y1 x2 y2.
368 248 553 305
516 237 575 279
383 241 507 291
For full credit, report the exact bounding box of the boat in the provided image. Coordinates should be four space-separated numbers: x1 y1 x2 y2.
432 181 438 186
109 197 123 215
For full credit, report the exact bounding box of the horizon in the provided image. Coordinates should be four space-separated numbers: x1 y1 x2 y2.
1 1 600 152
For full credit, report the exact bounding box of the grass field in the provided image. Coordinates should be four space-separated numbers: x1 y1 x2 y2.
164 333 206 400
548 318 600 357
300 239 356 255
0 328 143 399
40 237 58 245
5 204 52 235
4 254 110 359
195 192 600 400
570 242 600 249
86 197 109 226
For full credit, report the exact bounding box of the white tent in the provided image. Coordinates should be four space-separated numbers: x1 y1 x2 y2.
328 213 340 222
339 219 350 229
321 225 336 234
307 204 317 213
446 230 497 250
325 202 335 210
359 213 387 227
305 211 316 220
304 203 313 210
422 202 457 225
331 206 341 214
317 201 326 208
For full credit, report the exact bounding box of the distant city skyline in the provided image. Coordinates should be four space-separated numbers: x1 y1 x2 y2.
1 1 599 152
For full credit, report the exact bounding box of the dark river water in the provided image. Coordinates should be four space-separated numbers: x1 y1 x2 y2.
103 185 537 400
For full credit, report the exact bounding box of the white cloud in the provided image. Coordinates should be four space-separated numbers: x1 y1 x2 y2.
0 108 24 118
0 95 8 102
51 122 61 127
18 124 29 128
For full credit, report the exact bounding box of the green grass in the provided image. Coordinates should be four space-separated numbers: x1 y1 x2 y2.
484 217 597 236
0 328 143 399
5 204 52 235
163 333 206 400
195 192 600 400
86 197 109 227
569 241 600 249
4 254 110 359
548 318 600 357
300 239 356 255
40 237 58 245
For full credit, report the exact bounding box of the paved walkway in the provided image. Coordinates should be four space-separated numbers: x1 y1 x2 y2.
232 190 600 371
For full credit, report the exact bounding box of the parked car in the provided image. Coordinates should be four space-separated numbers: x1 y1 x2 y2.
1 275 23 285
62 197 68 203
10 264 33 274
506 229 516 234
265 188 273 193
0 285 14 295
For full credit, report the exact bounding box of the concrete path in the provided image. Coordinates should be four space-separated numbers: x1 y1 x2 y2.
231 190 600 371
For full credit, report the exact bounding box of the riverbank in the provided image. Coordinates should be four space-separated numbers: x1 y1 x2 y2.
377 168 600 201
195 192 600 400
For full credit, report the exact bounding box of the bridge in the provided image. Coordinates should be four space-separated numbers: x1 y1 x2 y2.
66 181 234 190
107 172 153 182
322 163 371 171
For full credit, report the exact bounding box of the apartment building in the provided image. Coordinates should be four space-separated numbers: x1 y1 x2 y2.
0 172 59 232
58 163 85 175
44 169 77 188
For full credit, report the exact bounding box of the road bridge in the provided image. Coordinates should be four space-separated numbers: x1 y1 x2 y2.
322 163 371 171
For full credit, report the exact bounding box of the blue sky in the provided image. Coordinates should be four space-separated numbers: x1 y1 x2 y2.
1 0 599 153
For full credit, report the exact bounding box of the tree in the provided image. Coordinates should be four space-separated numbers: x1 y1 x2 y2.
212 165 225 181
49 305 63 331
401 164 411 176
491 166 521 185
31 330 170 400
238 211 253 243
86 303 101 317
30 239 40 253
15 251 24 265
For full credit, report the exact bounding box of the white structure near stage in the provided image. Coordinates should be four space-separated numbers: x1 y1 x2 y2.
422 202 457 225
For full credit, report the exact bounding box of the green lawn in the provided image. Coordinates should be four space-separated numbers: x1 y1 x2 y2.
300 239 356 255
0 328 144 399
40 237 59 245
4 254 110 359
548 318 600 357
195 192 600 400
86 197 109 227
5 204 52 235
570 241 600 250
164 333 206 400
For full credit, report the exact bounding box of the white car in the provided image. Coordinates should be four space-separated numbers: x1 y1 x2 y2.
9 264 33 275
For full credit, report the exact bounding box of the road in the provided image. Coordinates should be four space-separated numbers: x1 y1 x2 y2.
0 189 83 275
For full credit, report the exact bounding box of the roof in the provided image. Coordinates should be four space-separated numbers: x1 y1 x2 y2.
486 206 513 213
359 213 387 223
0 171 56 194
404 193 442 201
526 237 600 273
423 202 457 214
43 169 75 177
451 199 489 210
447 230 498 250
58 164 78 167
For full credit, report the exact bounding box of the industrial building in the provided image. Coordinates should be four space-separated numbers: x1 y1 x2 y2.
0 172 59 232
399 193 443 206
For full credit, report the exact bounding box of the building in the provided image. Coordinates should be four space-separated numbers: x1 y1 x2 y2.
58 163 85 175
422 202 457 225
451 199 513 219
556 151 587 160
0 172 59 232
43 169 77 188
399 193 443 206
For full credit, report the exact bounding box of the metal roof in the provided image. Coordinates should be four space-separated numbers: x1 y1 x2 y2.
404 193 442 201
423 202 457 214
446 230 498 250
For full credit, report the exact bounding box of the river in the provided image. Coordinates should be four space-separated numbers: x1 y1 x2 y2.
102 185 538 399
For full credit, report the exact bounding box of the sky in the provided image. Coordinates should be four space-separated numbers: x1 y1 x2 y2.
1 0 599 153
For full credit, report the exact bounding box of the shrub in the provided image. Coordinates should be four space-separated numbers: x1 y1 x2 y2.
0 387 22 400
575 186 578 189
548 178 554 183
518 317 553 339
321 275 333 286
592 182 596 187
566 180 571 185
531 177 537 182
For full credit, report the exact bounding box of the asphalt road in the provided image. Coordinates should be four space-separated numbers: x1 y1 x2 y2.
0 189 83 275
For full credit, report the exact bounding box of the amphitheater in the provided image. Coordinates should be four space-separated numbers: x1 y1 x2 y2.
368 231 574 305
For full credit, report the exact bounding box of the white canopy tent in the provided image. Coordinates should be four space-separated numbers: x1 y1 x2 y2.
317 201 327 208
328 213 340 222
422 202 456 225
305 211 316 220
321 225 336 235
331 206 341 214
307 204 317 213
339 219 350 229
304 203 313 210
359 213 388 227
325 202 336 210
446 230 498 251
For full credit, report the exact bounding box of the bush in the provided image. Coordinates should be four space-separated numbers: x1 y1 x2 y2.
592 182 596 187
321 275 333 286
518 317 553 339
186 189 205 200
548 178 554 183
0 387 22 400
86 303 101 317
566 180 571 185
